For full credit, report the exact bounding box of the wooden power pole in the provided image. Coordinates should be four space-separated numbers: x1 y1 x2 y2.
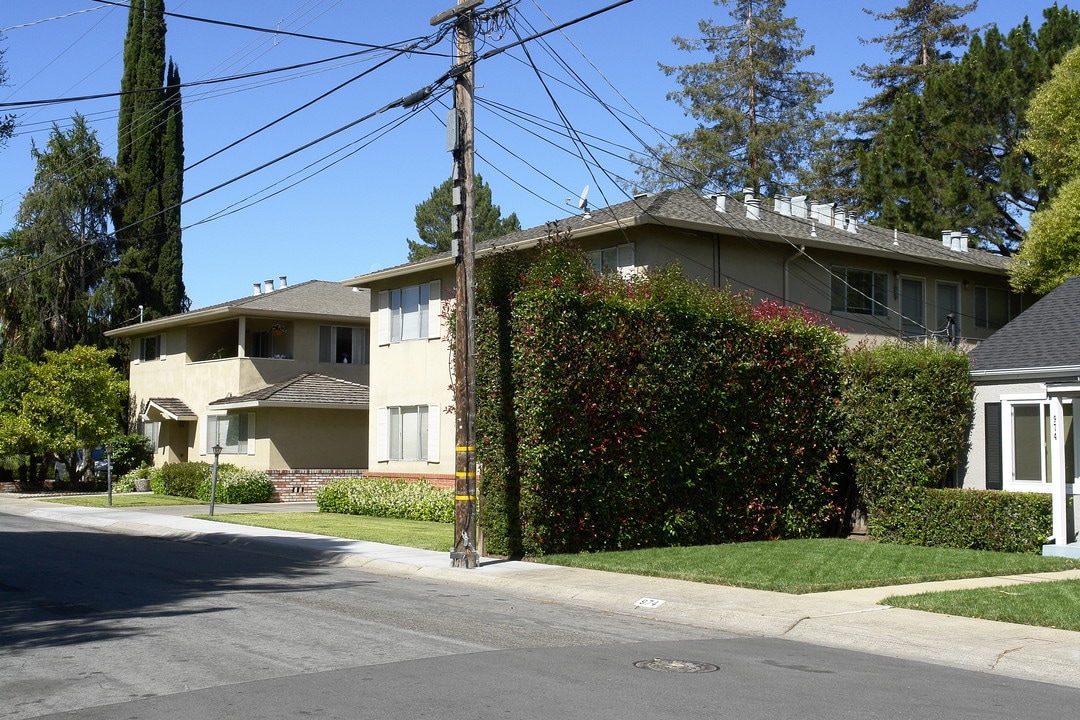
433 0 482 569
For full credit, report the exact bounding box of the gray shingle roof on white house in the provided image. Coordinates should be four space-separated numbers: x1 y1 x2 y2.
969 276 1080 375
347 188 1011 285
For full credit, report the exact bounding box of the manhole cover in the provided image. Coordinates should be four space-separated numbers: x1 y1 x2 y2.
633 658 719 673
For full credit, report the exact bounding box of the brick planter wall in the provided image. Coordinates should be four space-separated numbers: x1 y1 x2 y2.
359 471 455 490
266 469 366 502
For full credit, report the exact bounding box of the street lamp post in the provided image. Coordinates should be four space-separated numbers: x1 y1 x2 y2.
209 444 222 516
105 444 113 507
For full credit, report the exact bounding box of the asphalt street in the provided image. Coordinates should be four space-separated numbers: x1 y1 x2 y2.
2 497 1080 719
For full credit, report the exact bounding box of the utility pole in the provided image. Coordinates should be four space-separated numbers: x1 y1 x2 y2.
433 0 482 569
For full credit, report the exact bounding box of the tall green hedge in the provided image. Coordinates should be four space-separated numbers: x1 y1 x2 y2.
836 342 973 511
475 238 846 556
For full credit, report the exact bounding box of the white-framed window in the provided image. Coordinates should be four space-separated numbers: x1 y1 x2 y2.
830 267 888 316
585 243 635 276
320 325 369 365
204 413 255 455
139 420 161 452
1001 397 1076 489
376 405 440 463
974 286 1024 330
378 280 442 345
138 334 166 362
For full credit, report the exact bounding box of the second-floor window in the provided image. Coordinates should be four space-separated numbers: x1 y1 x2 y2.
974 286 1024 330
831 267 888 316
378 280 441 345
139 334 165 362
320 325 369 365
585 243 635 275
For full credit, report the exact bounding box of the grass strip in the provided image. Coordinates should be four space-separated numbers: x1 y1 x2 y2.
44 494 202 507
200 512 454 553
541 538 1080 594
884 580 1080 631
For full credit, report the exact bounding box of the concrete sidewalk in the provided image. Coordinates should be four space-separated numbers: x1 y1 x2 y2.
4 494 1080 689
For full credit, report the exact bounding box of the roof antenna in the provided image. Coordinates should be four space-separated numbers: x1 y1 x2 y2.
566 185 590 218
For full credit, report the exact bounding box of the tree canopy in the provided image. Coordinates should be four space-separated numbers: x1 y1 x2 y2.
856 4 1080 254
0 115 117 359
636 0 832 196
0 346 127 482
0 40 15 150
1010 44 1080 293
406 174 521 262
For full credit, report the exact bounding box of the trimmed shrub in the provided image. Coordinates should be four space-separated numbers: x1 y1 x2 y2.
148 461 273 503
869 487 1052 554
207 465 275 504
837 343 973 511
150 462 209 498
317 477 453 523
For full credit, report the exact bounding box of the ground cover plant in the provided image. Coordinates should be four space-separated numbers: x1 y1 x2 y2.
885 580 1080 631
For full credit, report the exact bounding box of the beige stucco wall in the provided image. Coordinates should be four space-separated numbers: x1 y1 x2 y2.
127 318 368 471
365 267 457 478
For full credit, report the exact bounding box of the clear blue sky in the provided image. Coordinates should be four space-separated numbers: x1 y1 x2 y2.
1 0 1049 309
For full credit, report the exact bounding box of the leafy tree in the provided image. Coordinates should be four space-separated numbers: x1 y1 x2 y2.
0 346 127 482
0 39 16 150
858 5 1080 253
406 174 521 261
1011 44 1080 293
0 115 117 358
634 0 832 197
111 0 188 322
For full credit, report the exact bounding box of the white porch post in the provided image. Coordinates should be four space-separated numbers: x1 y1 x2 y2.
237 317 246 358
1049 395 1068 546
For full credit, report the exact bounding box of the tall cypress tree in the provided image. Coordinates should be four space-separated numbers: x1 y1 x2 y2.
112 0 187 322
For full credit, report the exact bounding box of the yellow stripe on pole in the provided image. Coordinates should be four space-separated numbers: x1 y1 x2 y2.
456 446 475 452
455 495 476 501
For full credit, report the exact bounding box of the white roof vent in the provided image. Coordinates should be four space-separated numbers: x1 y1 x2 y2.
790 195 808 219
253 282 262 296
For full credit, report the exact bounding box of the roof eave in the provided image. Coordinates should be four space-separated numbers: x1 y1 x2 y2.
971 366 1080 382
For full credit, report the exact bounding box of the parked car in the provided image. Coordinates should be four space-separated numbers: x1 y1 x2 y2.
53 448 108 481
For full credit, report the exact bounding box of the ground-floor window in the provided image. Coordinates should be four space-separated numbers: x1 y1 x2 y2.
205 413 253 455
377 405 439 463
1002 399 1075 488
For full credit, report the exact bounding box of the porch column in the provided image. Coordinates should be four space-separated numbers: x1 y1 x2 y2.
237 317 246 358
1049 395 1068 546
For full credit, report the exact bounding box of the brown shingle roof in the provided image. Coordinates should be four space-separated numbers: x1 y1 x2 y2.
209 373 369 409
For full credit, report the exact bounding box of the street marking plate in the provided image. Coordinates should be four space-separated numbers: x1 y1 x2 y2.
634 597 665 609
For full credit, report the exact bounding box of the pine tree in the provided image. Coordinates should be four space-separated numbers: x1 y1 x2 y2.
634 0 832 197
111 0 187 322
858 5 1080 253
406 175 521 262
0 43 16 150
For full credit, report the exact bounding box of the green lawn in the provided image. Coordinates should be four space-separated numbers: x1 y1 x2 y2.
540 538 1080 594
44 493 202 507
199 512 455 553
885 580 1080 631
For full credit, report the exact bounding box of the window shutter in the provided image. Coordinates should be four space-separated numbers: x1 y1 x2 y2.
427 404 440 463
985 402 1003 490
377 291 390 345
246 412 256 455
376 407 389 462
428 280 442 339
202 417 212 456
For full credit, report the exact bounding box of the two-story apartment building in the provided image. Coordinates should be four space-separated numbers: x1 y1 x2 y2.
106 279 370 499
345 188 1031 488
